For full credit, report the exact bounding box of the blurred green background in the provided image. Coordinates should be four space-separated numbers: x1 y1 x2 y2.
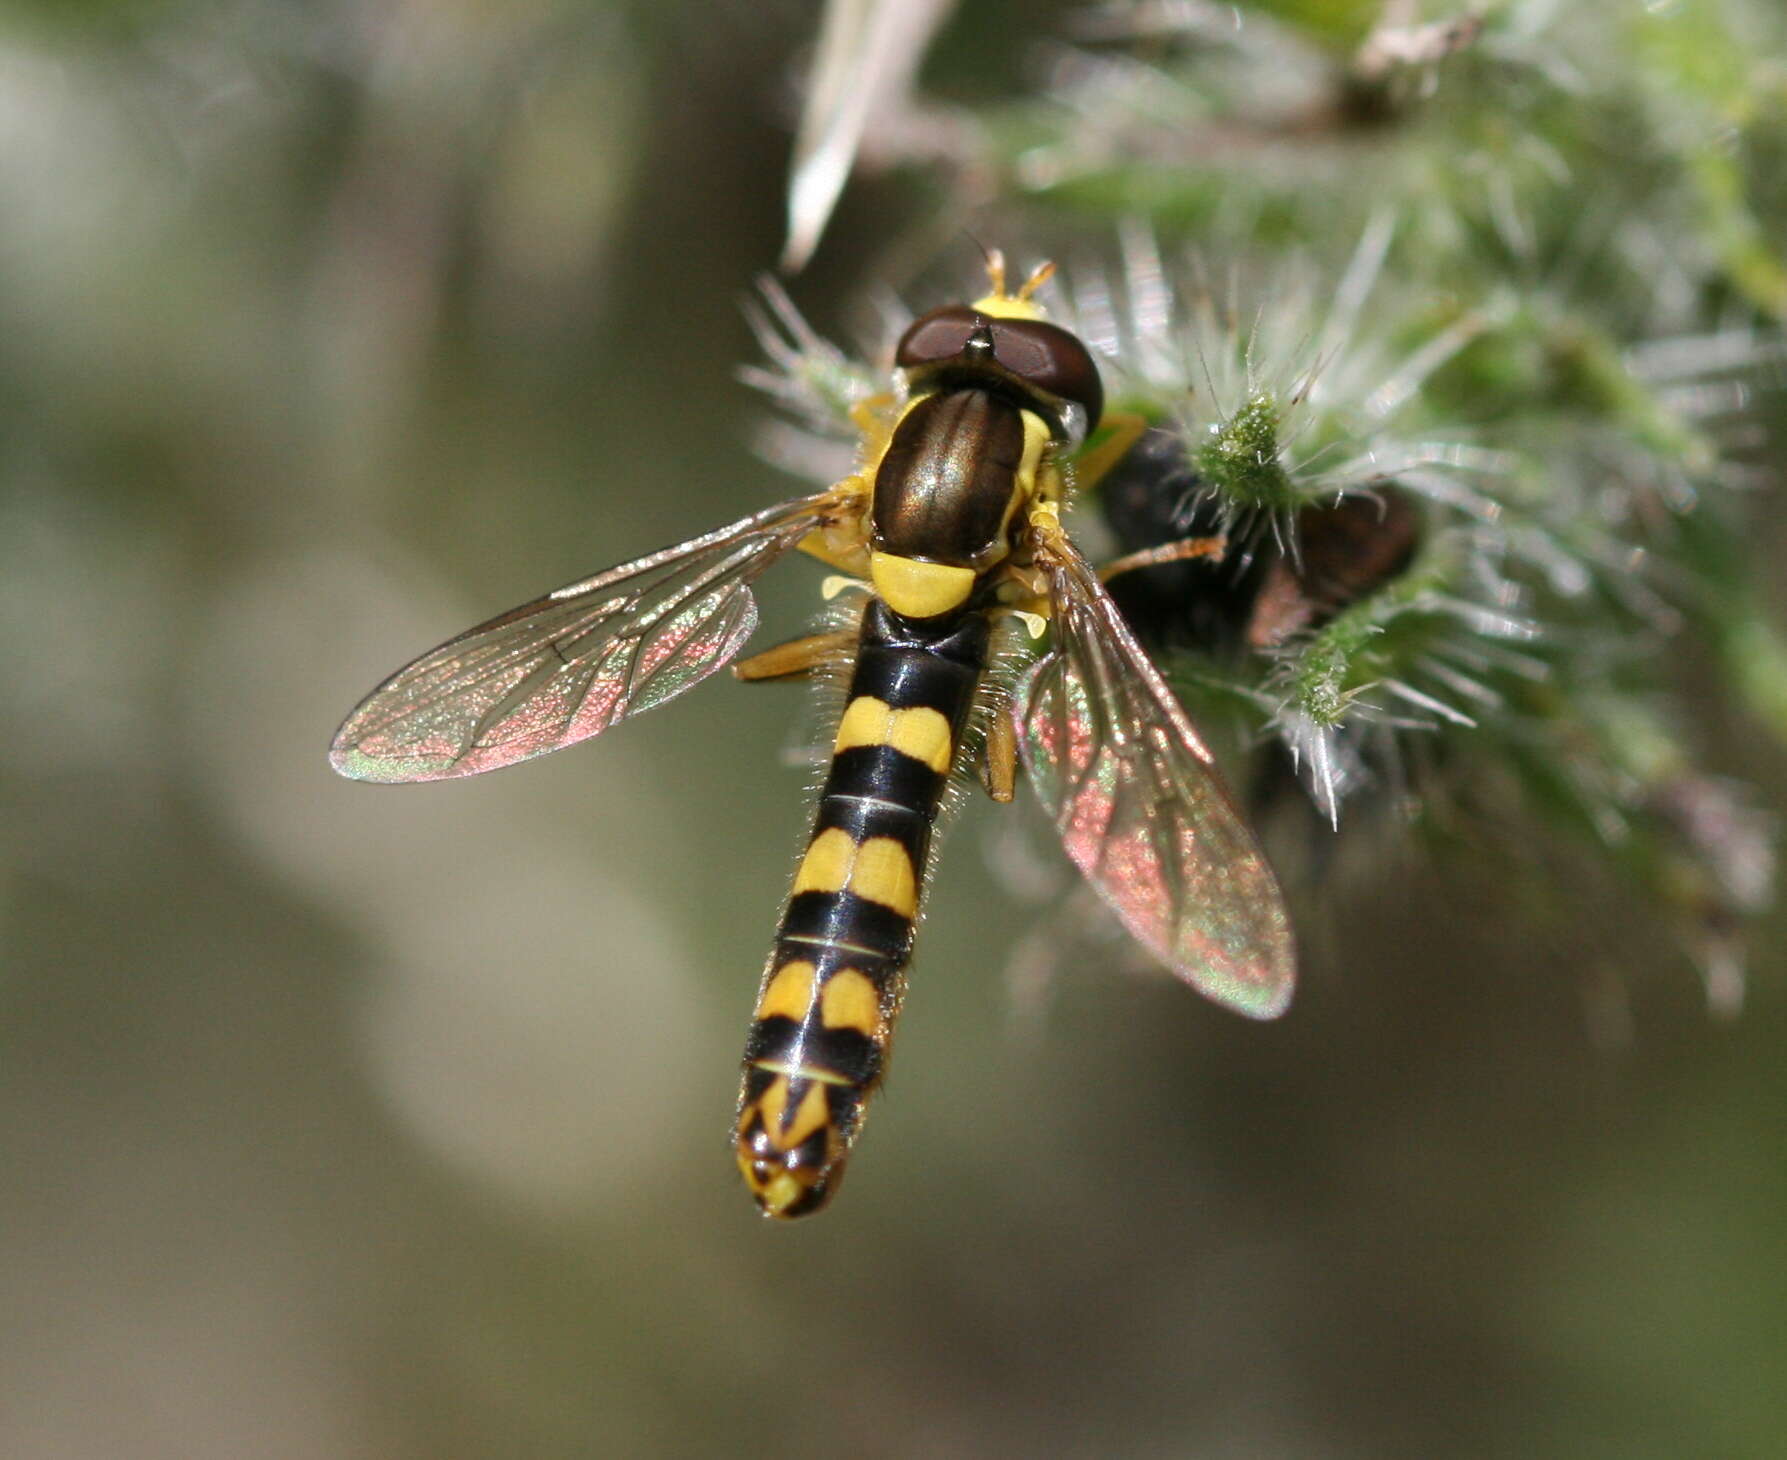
3 2 1785 1456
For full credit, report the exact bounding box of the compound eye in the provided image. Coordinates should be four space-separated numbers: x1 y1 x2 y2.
894 305 982 369
987 318 1104 432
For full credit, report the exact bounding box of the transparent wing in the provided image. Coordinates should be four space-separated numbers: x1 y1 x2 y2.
1014 527 1296 1019
331 494 836 783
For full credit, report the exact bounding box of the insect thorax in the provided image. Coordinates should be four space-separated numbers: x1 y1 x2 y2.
867 386 1050 620
874 389 1026 565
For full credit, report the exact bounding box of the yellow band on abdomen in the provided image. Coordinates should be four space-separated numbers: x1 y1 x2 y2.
832 696 954 774
792 828 919 917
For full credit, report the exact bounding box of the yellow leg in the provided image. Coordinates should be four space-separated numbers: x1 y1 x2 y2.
980 703 1018 803
1099 535 1228 584
732 630 855 683
849 392 898 441
1072 410 1150 496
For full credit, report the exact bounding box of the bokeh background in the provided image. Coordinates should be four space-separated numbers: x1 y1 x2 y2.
3 2 1786 1456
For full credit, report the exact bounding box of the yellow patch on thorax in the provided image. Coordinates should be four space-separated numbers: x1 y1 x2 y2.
1014 409 1049 500
869 551 975 619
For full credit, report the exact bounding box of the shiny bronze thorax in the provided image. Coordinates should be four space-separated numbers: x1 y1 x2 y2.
872 388 1027 572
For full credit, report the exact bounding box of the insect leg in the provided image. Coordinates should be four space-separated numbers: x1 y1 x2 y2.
731 629 856 682
980 697 1018 803
1099 535 1228 584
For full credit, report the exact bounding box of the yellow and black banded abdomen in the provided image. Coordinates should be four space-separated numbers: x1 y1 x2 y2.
736 599 989 1218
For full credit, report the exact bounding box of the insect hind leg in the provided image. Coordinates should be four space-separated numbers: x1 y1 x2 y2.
732 629 856 683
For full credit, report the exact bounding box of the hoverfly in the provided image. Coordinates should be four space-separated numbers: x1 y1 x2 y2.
330 254 1295 1219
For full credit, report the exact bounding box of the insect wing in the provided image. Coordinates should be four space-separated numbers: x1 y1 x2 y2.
1014 532 1296 1019
331 494 835 783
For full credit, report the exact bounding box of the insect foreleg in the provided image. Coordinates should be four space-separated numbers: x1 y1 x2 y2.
1098 535 1229 584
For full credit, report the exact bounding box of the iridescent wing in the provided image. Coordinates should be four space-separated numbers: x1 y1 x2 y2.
1013 526 1296 1019
331 493 837 783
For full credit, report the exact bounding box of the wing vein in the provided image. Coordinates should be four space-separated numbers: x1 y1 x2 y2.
1014 522 1295 1019
330 493 836 782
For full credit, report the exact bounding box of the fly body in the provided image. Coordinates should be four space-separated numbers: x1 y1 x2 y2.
330 253 1295 1220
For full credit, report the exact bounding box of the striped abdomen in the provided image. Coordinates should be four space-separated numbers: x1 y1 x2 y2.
736 599 989 1218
